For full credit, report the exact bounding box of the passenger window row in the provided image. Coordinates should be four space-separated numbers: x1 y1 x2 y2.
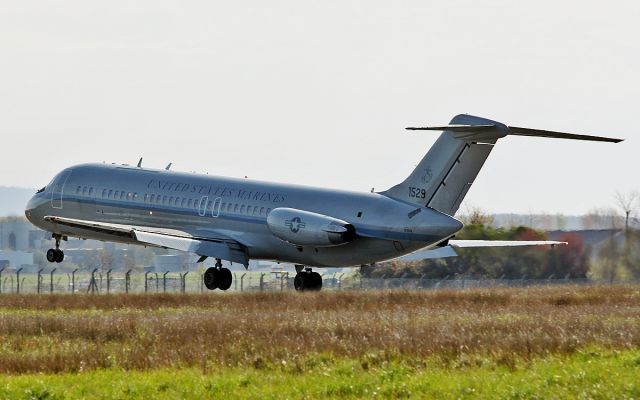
88 186 272 217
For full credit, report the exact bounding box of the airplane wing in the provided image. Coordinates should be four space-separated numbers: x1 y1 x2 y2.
449 240 566 248
43 216 249 267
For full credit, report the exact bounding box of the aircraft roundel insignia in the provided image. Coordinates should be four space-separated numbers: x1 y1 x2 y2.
421 167 433 184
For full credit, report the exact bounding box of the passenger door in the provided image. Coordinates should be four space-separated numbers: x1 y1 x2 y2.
50 170 72 209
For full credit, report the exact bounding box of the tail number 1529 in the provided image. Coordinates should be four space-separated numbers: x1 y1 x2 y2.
408 187 426 199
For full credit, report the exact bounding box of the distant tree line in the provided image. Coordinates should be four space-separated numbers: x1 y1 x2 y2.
363 224 590 280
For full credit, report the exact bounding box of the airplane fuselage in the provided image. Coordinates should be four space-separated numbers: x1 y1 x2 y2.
25 163 462 267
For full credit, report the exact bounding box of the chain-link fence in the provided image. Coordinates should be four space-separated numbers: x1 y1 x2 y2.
0 267 629 294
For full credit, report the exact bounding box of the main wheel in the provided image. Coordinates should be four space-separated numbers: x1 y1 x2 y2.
294 273 307 291
310 272 322 291
55 250 64 263
203 267 219 290
46 249 57 263
218 268 232 291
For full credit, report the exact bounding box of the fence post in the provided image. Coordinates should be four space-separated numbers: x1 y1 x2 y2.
49 268 57 293
71 268 78 293
16 267 23 294
0 267 3 294
338 273 345 290
259 273 265 291
106 269 112 294
240 273 246 292
233 273 238 291
88 268 99 294
125 269 131 293
144 271 151 293
180 271 189 293
37 268 44 294
379 273 387 290
163 271 169 293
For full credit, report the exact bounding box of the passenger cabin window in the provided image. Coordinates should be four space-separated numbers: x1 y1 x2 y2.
234 204 239 213
247 206 252 214
260 207 265 215
120 192 125 200
181 198 186 207
76 186 81 194
187 199 193 208
108 189 113 198
240 205 246 214
88 188 93 196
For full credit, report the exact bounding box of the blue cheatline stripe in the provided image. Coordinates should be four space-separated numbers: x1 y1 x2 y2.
64 195 435 243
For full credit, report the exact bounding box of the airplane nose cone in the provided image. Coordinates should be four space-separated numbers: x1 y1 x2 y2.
25 194 45 225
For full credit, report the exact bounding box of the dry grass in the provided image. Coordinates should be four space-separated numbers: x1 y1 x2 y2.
0 285 639 374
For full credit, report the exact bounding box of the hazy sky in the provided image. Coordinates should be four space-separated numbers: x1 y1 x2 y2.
1 1 638 214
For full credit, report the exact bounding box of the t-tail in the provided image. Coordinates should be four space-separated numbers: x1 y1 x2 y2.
381 114 622 216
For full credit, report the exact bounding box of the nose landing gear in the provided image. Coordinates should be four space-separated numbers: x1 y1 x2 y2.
203 258 233 291
46 234 65 263
294 266 322 291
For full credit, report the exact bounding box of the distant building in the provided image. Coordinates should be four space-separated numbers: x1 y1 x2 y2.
0 250 34 269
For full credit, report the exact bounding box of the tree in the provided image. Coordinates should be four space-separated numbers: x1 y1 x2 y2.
458 205 494 226
614 190 639 231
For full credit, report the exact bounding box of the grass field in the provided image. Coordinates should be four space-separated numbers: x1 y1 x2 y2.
0 286 639 398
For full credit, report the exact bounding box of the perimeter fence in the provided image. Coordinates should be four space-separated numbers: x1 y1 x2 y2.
0 267 630 294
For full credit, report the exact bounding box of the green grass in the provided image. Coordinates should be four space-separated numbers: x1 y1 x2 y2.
1 349 638 399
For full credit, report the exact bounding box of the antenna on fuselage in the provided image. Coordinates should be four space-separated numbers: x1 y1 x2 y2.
137 158 143 168
165 163 172 170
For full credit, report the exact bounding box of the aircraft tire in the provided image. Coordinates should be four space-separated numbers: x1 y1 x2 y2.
218 268 232 291
204 267 219 290
310 272 322 291
55 250 64 263
46 249 57 263
294 273 306 291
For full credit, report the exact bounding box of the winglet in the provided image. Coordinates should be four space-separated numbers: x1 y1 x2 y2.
137 158 143 168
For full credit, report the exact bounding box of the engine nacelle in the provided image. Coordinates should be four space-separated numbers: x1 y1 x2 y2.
267 207 356 247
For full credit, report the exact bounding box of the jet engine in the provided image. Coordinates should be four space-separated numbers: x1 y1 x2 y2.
267 207 356 247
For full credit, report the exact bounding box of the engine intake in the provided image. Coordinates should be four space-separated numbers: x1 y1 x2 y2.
267 207 356 247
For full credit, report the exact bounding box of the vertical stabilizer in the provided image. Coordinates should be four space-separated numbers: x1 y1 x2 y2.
382 114 507 216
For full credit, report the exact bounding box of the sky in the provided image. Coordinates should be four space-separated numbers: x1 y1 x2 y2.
1 1 638 215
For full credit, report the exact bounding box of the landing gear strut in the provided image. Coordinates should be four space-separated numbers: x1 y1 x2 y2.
46 234 64 263
294 266 322 291
203 258 233 291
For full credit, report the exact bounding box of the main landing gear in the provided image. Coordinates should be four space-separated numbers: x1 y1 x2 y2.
203 258 232 291
294 266 322 291
46 234 64 263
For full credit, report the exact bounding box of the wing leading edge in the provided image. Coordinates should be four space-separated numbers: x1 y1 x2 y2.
43 216 249 267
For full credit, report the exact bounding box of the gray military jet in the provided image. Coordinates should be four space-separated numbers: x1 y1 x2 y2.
25 114 621 291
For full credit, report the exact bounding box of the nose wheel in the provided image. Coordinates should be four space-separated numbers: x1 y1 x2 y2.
203 259 233 291
46 234 64 263
294 267 322 291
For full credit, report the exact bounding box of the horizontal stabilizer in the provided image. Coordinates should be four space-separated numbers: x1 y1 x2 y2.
406 121 623 143
449 240 566 248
